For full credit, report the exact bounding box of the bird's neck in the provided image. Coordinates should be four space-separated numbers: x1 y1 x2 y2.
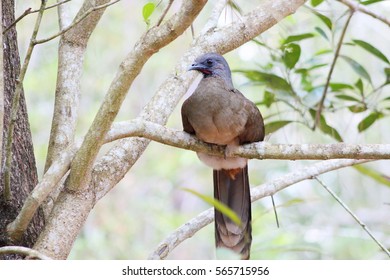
203 73 234 90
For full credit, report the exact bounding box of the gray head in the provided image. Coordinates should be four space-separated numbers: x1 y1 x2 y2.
188 53 233 88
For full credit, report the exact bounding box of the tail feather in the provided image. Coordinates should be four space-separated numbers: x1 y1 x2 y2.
213 165 252 259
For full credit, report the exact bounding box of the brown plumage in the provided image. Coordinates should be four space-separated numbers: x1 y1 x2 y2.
181 53 264 259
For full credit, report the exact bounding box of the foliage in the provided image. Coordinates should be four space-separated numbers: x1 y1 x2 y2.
240 9 389 135
236 0 390 187
142 2 156 27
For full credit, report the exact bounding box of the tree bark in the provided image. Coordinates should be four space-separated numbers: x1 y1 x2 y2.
0 0 44 259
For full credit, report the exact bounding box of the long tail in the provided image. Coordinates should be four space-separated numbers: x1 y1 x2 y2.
213 165 252 259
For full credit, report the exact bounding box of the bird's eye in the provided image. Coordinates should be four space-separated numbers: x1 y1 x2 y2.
206 59 213 66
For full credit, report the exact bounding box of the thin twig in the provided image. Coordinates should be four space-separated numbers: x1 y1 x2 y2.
0 246 52 260
313 11 354 130
2 0 72 34
271 195 280 228
315 177 390 259
338 0 390 28
3 0 48 202
157 0 174 26
2 8 31 35
34 0 122 45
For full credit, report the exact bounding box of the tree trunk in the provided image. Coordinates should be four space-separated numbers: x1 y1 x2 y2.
0 0 44 259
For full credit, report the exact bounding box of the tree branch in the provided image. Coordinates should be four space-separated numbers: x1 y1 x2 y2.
314 10 354 129
43 0 118 219
0 246 52 260
8 116 390 243
338 0 390 28
44 0 114 173
34 0 122 45
3 0 47 201
57 0 73 30
315 177 390 258
148 159 369 259
156 0 174 27
2 0 72 34
107 119 390 160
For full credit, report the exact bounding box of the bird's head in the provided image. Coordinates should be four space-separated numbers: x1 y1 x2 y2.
188 53 232 83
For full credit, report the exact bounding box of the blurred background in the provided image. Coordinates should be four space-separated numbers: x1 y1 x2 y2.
16 0 390 259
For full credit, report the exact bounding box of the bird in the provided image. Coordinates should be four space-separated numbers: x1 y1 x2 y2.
181 53 264 259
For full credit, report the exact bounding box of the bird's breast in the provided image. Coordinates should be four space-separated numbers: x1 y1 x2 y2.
185 86 247 145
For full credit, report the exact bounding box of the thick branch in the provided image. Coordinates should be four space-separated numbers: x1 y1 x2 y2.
108 119 390 160
44 0 113 172
66 0 207 194
43 0 116 219
148 159 369 259
9 115 389 243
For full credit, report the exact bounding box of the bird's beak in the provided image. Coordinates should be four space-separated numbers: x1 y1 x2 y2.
187 63 206 72
188 63 211 75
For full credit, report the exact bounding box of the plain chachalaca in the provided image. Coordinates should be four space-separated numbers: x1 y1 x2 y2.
181 53 264 259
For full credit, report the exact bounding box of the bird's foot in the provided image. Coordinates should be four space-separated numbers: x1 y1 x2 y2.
224 144 238 159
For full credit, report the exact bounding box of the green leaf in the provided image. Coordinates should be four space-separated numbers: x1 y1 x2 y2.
182 188 242 226
353 39 389 64
280 198 306 207
335 94 361 102
282 43 301 69
311 0 325 6
357 112 384 132
355 78 364 96
340 55 372 83
360 0 386 5
252 39 267 47
384 68 390 84
262 91 276 108
265 121 292 134
348 104 367 113
329 83 354 91
296 64 327 75
227 0 243 14
315 26 329 41
310 109 343 141
354 165 390 188
312 10 333 30
236 70 293 96
142 2 155 25
315 49 333 56
284 33 314 44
